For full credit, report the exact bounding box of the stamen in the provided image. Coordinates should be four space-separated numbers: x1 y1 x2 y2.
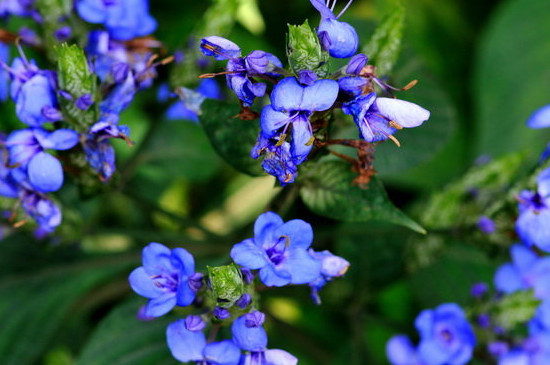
401 79 418 91
305 136 315 146
389 121 403 130
387 134 401 147
198 70 239 79
15 38 30 67
336 0 353 19
13 219 27 228
330 0 337 12
275 134 287 146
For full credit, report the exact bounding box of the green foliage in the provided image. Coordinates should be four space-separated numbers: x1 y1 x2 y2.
199 99 263 176
362 4 405 76
55 43 99 131
475 0 550 158
207 263 245 308
76 300 174 365
492 290 540 331
35 0 72 23
299 160 426 233
287 20 330 78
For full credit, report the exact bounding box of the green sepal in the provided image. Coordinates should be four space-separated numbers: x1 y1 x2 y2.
492 290 540 331
287 20 330 78
207 263 245 308
55 43 99 132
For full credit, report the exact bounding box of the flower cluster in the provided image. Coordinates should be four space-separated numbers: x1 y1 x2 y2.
199 0 430 185
128 212 349 364
0 0 163 235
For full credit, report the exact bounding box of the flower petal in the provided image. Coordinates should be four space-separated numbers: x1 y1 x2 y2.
494 263 524 293
260 105 290 137
231 238 269 270
290 118 313 164
143 292 176 317
28 152 64 192
176 280 196 307
36 129 79 150
254 211 284 247
286 248 321 285
203 340 241 365
171 247 195 276
274 219 313 249
271 77 304 112
264 349 298 365
142 242 172 276
231 314 268 351
301 79 339 111
527 104 550 129
128 267 164 299
375 98 430 128
166 319 206 362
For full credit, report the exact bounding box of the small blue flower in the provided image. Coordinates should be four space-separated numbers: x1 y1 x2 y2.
200 36 282 106
470 282 488 298
166 316 241 364
342 93 430 145
259 76 338 164
76 0 157 41
477 216 496 234
6 128 79 192
527 104 550 129
252 136 298 185
310 0 358 58
516 167 550 251
494 244 550 299
415 303 476 365
231 311 268 351
230 212 321 287
308 249 349 304
20 190 62 233
128 242 200 318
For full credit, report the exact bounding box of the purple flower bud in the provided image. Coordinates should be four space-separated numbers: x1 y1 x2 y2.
236 293 252 309
470 282 489 298
59 90 73 100
213 307 231 320
54 26 72 41
241 268 254 284
298 70 317 86
185 315 206 332
488 341 509 356
41 106 63 122
346 54 368 75
476 314 490 328
188 272 204 292
75 94 94 111
244 311 265 328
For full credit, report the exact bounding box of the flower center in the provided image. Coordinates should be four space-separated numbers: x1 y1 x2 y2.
151 268 179 292
266 235 289 266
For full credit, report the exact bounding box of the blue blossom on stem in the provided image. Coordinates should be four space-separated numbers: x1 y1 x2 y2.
76 0 157 41
252 136 298 185
527 104 550 129
342 92 430 146
386 335 422 365
415 303 476 365
308 249 350 304
20 190 62 234
310 0 358 58
230 212 321 287
494 244 550 299
128 242 200 318
200 36 282 106
166 316 241 364
259 76 338 164
6 128 79 192
516 167 550 251
477 216 495 234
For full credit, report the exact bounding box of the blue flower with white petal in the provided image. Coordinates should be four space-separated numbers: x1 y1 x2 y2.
342 92 430 145
230 212 321 287
308 249 350 304
166 316 241 364
386 335 422 365
128 242 201 318
310 0 358 58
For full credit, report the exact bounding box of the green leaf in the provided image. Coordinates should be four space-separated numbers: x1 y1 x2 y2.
287 20 330 78
55 43 99 131
475 0 550 158
0 256 131 365
207 263 244 308
492 290 540 331
35 0 72 23
199 99 263 176
362 4 405 76
76 299 174 365
299 160 425 233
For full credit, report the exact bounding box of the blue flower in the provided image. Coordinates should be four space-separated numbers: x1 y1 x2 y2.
259 76 338 164
493 334 550 365
527 104 550 129
0 0 35 17
308 249 350 304
414 303 476 365
386 335 422 365
200 36 282 106
230 212 321 287
7 57 59 127
252 136 298 185
76 0 157 41
162 79 222 122
6 128 79 192
128 242 200 317
529 300 550 335
477 216 496 234
342 93 430 145
232 311 298 365
494 244 550 299
310 0 358 58
516 167 550 251
20 190 62 234
166 316 241 364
